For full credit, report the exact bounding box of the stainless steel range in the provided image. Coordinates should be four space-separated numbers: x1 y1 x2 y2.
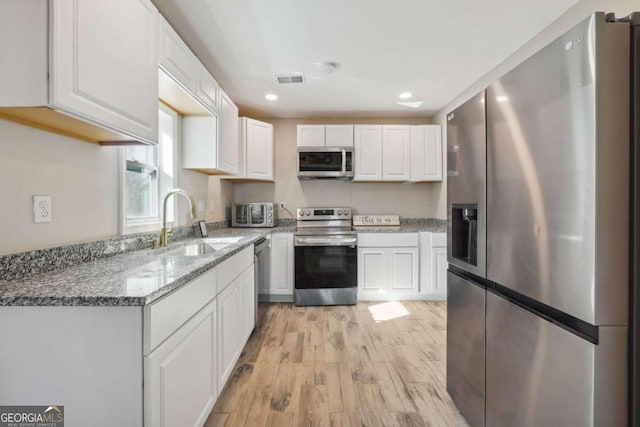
294 207 357 306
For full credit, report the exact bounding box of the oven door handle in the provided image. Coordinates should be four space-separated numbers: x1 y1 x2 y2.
294 236 357 247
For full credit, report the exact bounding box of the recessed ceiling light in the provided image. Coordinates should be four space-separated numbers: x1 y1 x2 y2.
496 95 509 103
265 94 278 101
397 101 423 109
398 92 413 99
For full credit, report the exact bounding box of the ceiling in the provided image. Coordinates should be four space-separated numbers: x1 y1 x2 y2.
152 0 580 118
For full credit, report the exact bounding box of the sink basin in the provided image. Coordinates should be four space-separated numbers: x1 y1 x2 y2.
201 236 244 244
162 243 218 257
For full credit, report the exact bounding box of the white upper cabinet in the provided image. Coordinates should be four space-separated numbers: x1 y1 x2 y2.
297 125 325 146
382 125 411 181
196 61 220 113
354 125 383 181
0 0 159 144
240 118 274 181
325 125 354 147
159 16 198 94
158 16 219 115
297 125 353 147
217 90 239 175
410 125 443 182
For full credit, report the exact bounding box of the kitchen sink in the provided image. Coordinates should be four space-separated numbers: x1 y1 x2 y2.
201 236 244 244
161 243 219 257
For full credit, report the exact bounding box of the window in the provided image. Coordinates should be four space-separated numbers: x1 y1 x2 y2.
120 104 178 235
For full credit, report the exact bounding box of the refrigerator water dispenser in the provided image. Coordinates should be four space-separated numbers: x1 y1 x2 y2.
452 204 478 266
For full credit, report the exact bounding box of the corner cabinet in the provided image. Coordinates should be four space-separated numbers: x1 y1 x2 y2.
217 90 240 175
227 118 274 181
0 0 159 144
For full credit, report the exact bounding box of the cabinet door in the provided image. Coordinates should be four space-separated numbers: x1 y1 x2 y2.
50 0 159 143
389 247 419 292
245 119 274 180
217 280 240 388
270 233 294 295
354 125 383 181
357 248 388 292
239 266 255 344
297 125 325 146
218 90 239 175
196 61 219 113
410 125 442 182
382 125 411 181
432 247 448 295
145 299 217 427
158 16 197 94
325 125 354 147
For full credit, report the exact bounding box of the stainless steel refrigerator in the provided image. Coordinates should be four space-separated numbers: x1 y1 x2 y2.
447 12 639 426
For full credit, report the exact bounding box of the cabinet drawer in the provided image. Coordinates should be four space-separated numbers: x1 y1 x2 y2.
358 232 418 247
217 246 253 291
144 267 217 355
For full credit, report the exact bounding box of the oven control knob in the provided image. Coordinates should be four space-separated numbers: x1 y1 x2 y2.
304 210 311 216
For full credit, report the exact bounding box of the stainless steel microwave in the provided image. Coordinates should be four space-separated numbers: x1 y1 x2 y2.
297 147 354 179
232 203 278 228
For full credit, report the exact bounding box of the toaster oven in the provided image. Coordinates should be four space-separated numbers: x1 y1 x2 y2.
232 203 278 228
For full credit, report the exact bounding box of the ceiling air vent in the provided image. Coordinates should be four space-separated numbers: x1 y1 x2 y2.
276 74 304 84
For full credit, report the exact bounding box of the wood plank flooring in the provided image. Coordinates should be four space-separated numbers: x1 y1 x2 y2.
205 301 467 427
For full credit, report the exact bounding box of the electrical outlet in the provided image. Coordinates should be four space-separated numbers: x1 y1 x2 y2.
33 196 52 223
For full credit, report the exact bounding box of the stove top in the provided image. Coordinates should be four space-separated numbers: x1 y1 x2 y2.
295 207 354 236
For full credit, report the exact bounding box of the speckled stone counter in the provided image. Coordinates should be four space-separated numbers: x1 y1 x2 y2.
353 218 447 233
0 218 444 307
0 229 267 307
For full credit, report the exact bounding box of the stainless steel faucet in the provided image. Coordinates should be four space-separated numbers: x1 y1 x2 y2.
159 189 197 247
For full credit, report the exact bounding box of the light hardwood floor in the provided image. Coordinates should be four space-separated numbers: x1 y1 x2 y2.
205 301 467 427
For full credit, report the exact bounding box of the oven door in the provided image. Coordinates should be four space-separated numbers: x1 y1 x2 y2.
294 244 357 289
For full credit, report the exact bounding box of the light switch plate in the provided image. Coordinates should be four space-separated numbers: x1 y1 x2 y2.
33 195 52 223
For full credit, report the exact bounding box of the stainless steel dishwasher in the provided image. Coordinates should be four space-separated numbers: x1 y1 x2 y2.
254 237 270 327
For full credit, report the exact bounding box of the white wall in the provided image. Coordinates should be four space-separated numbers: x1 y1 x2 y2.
432 0 638 218
0 118 218 255
233 117 444 218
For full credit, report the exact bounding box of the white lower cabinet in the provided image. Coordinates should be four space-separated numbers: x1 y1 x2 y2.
239 266 256 343
145 299 218 427
357 233 419 300
268 233 294 299
217 277 241 388
419 232 448 299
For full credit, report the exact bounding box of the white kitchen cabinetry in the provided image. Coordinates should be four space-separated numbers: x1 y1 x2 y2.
228 118 274 181
325 125 354 146
0 0 159 144
354 125 411 181
297 125 354 147
0 243 257 427
382 125 411 181
411 125 443 182
267 233 295 300
182 90 238 175
217 90 239 174
216 246 254 388
297 125 326 146
159 16 219 115
419 232 448 299
357 233 419 300
145 299 217 427
354 125 383 180
217 275 241 388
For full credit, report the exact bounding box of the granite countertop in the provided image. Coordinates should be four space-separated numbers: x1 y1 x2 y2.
0 219 445 307
0 229 267 307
